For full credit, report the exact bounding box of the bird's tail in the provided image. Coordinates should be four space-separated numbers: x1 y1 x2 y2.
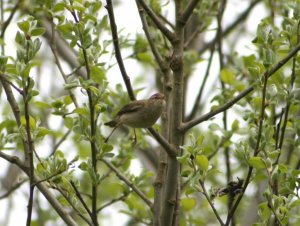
104 120 118 127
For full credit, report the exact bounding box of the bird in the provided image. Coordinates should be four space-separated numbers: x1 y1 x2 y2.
104 93 166 143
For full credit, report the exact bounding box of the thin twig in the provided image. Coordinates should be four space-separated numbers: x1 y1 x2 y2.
199 180 225 226
23 48 36 226
0 179 27 199
50 130 72 157
148 127 177 157
137 0 177 44
180 40 300 132
49 20 79 108
198 0 262 55
0 83 78 226
135 1 167 72
101 158 153 210
226 68 270 225
178 0 202 26
70 181 93 219
186 45 215 121
55 186 93 226
0 74 24 94
97 191 131 212
68 3 99 225
105 0 135 101
0 0 21 39
184 0 218 49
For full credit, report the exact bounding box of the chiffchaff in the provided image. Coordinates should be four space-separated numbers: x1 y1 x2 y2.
104 93 166 142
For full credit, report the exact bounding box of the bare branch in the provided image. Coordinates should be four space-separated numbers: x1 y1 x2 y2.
0 179 27 199
97 192 131 212
55 186 92 226
199 180 225 226
101 158 153 210
0 0 21 39
105 0 135 101
0 152 26 170
70 181 93 220
135 1 167 72
178 0 201 26
148 128 177 157
186 46 215 121
198 0 262 55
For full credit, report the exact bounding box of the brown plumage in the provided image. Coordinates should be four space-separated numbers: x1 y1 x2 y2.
104 93 166 142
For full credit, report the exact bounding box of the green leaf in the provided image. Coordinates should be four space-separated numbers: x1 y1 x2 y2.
252 97 262 111
290 199 300 208
90 66 105 84
64 117 74 129
208 123 221 131
36 161 47 174
62 95 72 105
31 90 39 97
258 202 271 221
243 54 256 67
53 2 67 12
196 134 204 146
231 119 239 131
262 48 275 68
55 150 65 158
137 52 153 64
35 101 51 108
181 198 196 211
15 31 24 45
64 81 79 90
195 155 209 171
0 56 8 70
21 116 36 130
18 21 30 33
249 157 265 169
74 107 89 116
31 28 46 36
181 169 192 177
36 127 54 139
221 68 235 85
102 143 113 153
79 162 88 171
51 100 64 108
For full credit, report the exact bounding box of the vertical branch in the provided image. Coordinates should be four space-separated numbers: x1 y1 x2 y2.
273 21 300 194
161 1 185 225
22 38 36 226
186 45 215 121
69 4 98 225
83 36 99 226
226 70 269 225
23 78 35 226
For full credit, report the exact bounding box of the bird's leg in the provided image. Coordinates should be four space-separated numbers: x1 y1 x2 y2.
131 128 137 145
105 125 119 143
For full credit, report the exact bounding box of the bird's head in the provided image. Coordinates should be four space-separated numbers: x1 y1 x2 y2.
149 93 165 100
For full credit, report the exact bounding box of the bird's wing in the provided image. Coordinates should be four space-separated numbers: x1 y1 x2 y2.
117 100 144 115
